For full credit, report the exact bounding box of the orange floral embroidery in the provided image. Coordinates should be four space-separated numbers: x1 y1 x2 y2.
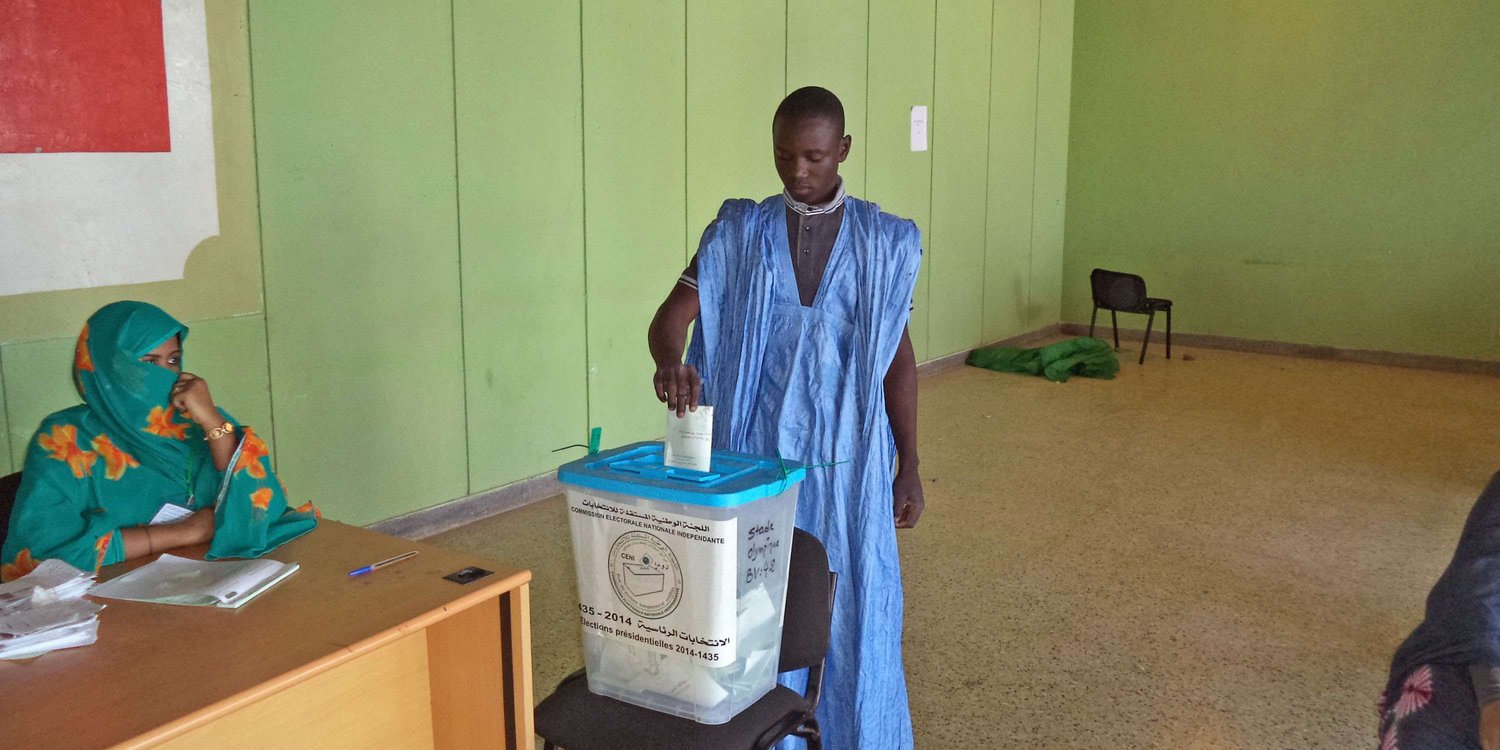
295 501 321 520
144 406 188 440
1 549 39 582
91 434 140 480
93 532 114 571
38 424 97 478
74 324 94 373
249 488 273 511
234 428 270 480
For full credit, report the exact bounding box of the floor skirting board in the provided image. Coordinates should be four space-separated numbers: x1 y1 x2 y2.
1057 323 1500 377
369 470 563 540
916 324 1062 376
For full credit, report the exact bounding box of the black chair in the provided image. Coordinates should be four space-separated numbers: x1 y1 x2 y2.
0 472 20 550
1088 268 1173 365
536 528 836 750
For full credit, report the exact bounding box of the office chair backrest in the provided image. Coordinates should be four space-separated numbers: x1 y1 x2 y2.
0 472 20 550
778 528 834 672
1090 269 1148 311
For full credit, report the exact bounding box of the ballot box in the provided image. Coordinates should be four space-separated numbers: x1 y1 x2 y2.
558 442 805 724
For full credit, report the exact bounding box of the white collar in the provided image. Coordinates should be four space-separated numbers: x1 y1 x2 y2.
783 177 846 216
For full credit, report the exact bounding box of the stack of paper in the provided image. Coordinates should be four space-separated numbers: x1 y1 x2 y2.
90 554 298 609
0 559 98 612
0 560 103 660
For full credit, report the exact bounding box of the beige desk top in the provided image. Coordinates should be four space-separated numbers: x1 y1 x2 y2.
0 520 530 749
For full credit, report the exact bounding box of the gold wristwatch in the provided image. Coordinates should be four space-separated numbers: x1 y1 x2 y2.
204 421 236 442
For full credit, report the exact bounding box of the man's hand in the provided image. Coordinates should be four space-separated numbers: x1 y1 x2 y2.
1481 701 1500 750
654 364 702 417
170 373 222 428
648 279 702 416
893 468 925 529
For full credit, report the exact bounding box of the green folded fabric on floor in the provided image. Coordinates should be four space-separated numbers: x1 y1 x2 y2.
966 337 1120 382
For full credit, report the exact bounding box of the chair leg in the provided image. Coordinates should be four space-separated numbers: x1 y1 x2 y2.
1166 307 1172 359
1139 311 1155 365
1089 304 1098 338
1110 310 1120 349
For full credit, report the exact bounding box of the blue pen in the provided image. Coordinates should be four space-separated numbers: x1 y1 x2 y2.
349 550 418 577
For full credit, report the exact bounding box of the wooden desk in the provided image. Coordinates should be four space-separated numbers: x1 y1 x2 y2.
0 521 534 749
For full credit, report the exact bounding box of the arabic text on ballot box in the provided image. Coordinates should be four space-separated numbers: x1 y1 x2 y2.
558 443 805 725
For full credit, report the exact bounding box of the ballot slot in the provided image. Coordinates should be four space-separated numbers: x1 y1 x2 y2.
586 443 776 490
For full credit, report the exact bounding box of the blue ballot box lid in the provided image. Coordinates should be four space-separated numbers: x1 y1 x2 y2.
557 442 806 508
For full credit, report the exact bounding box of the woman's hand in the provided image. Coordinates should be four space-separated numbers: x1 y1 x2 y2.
137 508 215 556
170 373 222 428
179 508 216 546
1482 701 1500 750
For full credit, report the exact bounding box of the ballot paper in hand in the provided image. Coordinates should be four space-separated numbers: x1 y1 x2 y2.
664 405 714 472
90 554 298 609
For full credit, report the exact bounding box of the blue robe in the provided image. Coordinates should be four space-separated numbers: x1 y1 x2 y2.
1377 471 1500 747
687 195 921 749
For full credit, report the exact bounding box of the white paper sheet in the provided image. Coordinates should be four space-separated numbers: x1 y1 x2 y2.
664 406 714 472
149 503 194 526
910 105 929 152
90 554 297 609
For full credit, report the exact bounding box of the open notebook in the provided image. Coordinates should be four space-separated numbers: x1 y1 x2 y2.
90 554 298 609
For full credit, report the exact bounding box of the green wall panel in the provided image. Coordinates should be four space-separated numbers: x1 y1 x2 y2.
1029 0 1072 328
250 1 467 525
0 369 11 473
686 1 787 248
927 0 995 357
983 0 1042 340
0 338 71 472
455 0 589 491
582 0 687 444
787 0 869 197
1063 0 1499 359
182 316 276 456
0 316 273 473
867 0 937 360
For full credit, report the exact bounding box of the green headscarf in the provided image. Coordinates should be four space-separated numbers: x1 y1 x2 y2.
74 301 196 477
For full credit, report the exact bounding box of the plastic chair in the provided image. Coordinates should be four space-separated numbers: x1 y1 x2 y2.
535 528 836 750
1088 269 1173 364
0 472 19 549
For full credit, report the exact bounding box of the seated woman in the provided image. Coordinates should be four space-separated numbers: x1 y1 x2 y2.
1 301 317 581
1379 470 1500 750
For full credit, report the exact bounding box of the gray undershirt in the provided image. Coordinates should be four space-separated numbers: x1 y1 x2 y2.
1471 663 1500 706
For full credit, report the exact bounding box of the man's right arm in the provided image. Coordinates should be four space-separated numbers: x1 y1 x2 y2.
649 263 702 417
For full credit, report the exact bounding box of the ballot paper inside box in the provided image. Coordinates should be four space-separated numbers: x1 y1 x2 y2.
558 442 805 725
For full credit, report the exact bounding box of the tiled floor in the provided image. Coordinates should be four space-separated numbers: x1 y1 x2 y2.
430 344 1500 748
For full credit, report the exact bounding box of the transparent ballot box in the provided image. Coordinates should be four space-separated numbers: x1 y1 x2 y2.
558 442 805 724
